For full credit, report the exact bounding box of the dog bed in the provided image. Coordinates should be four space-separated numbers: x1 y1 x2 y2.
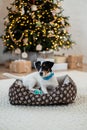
9 75 77 105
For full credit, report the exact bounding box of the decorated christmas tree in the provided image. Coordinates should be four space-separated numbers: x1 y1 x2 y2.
1 0 75 55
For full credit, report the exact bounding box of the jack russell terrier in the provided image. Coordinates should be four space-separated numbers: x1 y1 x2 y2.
3 61 58 94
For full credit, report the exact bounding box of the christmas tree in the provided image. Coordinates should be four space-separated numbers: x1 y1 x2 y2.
1 0 75 54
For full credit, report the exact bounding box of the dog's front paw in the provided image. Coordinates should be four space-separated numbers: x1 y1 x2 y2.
42 90 48 94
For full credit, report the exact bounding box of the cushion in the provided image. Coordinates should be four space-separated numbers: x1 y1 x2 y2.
9 75 77 106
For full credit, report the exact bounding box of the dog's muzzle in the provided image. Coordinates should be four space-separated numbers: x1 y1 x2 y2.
39 71 43 76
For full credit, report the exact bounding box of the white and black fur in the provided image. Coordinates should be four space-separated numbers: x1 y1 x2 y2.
3 61 58 93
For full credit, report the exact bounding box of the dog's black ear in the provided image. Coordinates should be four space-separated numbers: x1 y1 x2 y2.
35 61 41 70
44 61 54 68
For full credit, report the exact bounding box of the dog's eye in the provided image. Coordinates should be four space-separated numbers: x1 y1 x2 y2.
42 64 45 67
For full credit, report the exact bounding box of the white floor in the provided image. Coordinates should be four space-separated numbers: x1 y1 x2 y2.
0 70 87 130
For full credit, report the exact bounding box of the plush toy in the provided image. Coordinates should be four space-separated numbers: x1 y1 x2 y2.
33 89 43 95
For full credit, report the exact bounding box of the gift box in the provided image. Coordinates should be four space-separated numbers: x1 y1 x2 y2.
52 63 68 71
37 58 55 62
54 55 67 63
67 55 83 69
10 60 32 73
4 60 13 68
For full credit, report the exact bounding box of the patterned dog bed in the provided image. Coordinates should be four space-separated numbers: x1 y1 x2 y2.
9 75 77 106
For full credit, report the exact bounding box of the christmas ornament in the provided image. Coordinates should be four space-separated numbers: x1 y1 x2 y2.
65 25 69 32
50 21 54 25
36 44 42 51
27 10 30 13
36 21 41 27
48 30 54 37
23 38 28 44
55 8 60 13
58 2 61 7
4 18 9 26
22 52 28 58
15 48 21 54
63 36 67 41
53 0 59 4
52 8 60 16
21 7 25 15
52 10 56 16
5 18 9 23
31 5 37 11
48 30 54 34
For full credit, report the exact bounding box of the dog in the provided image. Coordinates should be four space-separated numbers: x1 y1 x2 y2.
3 61 58 94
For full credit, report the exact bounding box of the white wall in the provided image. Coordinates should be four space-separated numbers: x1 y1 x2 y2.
0 0 14 63
62 0 87 63
0 0 87 63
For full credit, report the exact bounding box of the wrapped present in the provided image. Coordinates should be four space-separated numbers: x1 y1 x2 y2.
54 55 67 63
37 58 55 62
39 51 54 59
52 63 68 71
10 60 32 73
4 60 13 68
67 55 83 69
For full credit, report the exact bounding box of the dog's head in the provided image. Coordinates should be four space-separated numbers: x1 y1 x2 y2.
35 61 54 77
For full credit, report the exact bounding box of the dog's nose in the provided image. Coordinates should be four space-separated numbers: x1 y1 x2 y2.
40 72 43 76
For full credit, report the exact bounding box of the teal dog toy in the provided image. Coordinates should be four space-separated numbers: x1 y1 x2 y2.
34 89 43 95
